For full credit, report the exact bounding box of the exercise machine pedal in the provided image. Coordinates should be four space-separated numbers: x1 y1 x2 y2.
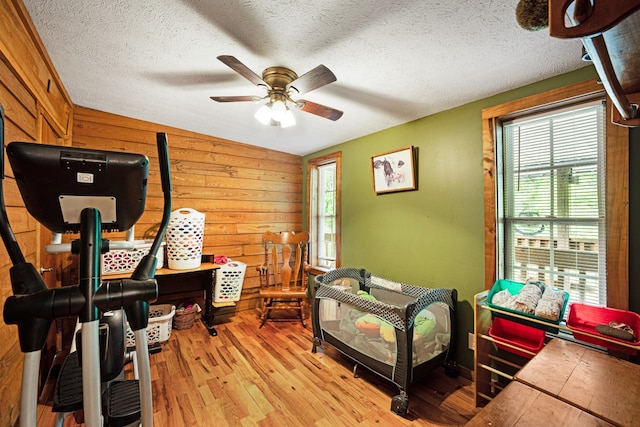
52 352 83 413
104 380 141 427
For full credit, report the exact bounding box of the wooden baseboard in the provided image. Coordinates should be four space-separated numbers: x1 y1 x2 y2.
458 364 473 381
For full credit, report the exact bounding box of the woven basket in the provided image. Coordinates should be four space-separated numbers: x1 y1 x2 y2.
173 305 197 330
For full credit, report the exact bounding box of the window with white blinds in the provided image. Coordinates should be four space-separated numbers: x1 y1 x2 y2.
501 101 606 307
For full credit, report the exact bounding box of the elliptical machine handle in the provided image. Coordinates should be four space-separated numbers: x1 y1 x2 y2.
158 132 172 195
130 132 172 284
126 132 173 427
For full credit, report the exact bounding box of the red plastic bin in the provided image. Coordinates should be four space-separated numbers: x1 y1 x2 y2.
567 303 640 355
488 317 545 359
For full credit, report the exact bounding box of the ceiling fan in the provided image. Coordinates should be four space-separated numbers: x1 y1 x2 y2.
211 55 343 127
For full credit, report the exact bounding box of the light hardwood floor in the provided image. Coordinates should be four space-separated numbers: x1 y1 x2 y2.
36 310 480 426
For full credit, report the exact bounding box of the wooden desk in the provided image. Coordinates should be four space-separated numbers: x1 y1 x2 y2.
514 339 640 427
466 381 613 427
106 262 221 336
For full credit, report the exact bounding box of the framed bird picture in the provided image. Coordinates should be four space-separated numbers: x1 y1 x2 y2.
371 146 416 194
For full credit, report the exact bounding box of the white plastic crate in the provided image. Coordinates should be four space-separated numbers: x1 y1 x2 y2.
214 261 246 302
125 304 175 348
102 240 164 275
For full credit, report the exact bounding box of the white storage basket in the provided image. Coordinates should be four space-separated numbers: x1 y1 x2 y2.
125 304 175 348
166 208 205 270
102 240 164 275
214 261 247 303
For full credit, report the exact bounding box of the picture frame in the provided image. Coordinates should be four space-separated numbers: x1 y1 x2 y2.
371 146 416 194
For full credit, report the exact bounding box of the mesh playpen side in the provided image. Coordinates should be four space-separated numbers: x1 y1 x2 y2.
311 268 459 416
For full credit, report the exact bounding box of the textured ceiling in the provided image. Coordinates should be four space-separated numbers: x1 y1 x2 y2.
22 0 585 156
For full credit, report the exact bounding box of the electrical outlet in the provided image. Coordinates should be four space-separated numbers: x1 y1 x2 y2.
468 332 475 351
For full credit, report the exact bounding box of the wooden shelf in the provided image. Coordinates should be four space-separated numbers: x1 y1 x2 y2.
549 0 640 126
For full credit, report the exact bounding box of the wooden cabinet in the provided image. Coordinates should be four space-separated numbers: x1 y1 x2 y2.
470 337 640 426
473 291 639 407
468 381 614 427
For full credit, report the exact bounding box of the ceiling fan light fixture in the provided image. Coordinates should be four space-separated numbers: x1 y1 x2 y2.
280 109 296 128
254 103 273 125
254 95 296 128
270 99 287 122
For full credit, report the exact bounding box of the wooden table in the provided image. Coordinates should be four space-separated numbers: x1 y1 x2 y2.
514 338 640 427
466 381 613 427
106 262 221 336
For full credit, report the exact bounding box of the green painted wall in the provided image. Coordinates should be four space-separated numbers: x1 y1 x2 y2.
303 66 599 370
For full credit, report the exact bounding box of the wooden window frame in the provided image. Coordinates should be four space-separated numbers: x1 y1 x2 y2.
306 152 342 275
482 78 629 309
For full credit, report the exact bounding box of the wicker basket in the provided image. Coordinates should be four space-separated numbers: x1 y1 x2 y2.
173 305 198 330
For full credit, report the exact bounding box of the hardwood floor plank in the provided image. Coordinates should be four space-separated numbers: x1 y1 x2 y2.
36 310 479 426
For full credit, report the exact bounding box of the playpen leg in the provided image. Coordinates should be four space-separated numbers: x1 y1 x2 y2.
391 391 409 417
445 360 460 377
311 337 321 353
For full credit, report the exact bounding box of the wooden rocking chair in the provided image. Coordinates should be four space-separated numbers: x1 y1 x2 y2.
257 231 310 327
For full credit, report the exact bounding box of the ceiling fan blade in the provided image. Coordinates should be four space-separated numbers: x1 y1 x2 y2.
297 100 343 121
210 95 260 102
217 55 268 88
287 65 336 95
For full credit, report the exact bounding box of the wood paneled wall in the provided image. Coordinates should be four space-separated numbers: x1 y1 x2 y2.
1 1 74 425
72 107 304 313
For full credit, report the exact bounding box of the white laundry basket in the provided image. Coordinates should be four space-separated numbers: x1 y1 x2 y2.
214 261 247 302
166 208 205 270
102 240 165 275
125 304 175 347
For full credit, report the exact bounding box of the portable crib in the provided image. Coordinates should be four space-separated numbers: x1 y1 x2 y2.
311 268 459 417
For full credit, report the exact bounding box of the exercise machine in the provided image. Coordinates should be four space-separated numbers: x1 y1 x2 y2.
1 102 173 426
